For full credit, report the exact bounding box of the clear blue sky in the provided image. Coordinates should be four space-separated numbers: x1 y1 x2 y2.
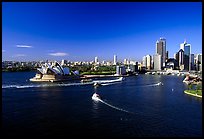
2 2 202 62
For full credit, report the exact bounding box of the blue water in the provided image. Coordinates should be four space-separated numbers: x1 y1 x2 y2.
2 72 202 137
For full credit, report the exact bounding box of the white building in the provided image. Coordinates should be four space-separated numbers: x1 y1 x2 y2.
130 60 136 65
94 56 99 64
153 54 162 71
146 55 152 70
124 59 127 65
113 55 117 65
142 56 146 67
61 59 67 66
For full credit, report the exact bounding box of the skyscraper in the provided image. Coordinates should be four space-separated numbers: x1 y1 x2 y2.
124 59 127 65
178 49 184 67
180 40 191 71
146 55 152 70
153 54 162 71
190 54 195 70
156 37 166 68
142 56 146 67
196 54 202 71
113 55 117 65
166 51 169 61
95 56 98 63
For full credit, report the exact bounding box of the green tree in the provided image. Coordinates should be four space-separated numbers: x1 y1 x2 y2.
196 84 202 92
188 84 193 90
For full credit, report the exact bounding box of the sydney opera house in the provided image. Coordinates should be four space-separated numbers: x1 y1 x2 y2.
30 61 80 82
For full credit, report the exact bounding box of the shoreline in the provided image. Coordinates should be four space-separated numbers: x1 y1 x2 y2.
184 90 202 98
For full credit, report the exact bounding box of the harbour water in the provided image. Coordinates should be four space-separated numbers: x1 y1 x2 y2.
2 72 202 137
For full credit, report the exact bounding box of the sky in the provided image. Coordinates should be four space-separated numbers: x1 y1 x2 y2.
2 2 202 62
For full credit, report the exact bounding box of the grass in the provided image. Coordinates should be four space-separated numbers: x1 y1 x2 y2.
184 90 202 96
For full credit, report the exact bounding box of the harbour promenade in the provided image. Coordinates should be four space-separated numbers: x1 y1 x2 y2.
81 74 127 79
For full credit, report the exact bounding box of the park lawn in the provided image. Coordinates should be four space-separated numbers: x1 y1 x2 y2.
185 90 202 96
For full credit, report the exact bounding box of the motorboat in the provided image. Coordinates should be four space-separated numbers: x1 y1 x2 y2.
92 93 101 101
157 82 163 86
93 82 101 87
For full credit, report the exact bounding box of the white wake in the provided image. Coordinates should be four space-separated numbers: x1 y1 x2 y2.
93 77 123 84
141 82 163 87
2 82 93 89
95 98 133 114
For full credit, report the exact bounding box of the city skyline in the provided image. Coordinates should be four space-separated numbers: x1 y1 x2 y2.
2 2 202 62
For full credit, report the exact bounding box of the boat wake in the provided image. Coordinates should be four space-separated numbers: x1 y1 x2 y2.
100 82 120 86
93 77 124 84
3 77 125 89
93 98 133 114
141 82 163 87
2 82 94 89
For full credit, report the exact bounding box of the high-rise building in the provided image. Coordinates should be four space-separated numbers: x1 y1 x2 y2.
153 54 162 71
166 51 169 61
146 55 152 70
124 59 127 65
180 40 191 71
178 49 184 67
190 54 195 70
156 37 166 68
113 55 117 65
142 55 152 70
196 54 202 71
142 56 146 67
94 56 98 63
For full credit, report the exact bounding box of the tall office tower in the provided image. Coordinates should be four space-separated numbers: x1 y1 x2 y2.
180 40 191 71
146 55 152 70
142 56 146 67
113 55 117 65
190 54 195 70
124 59 127 65
166 51 169 61
196 54 202 71
175 52 179 64
178 49 184 67
95 56 98 63
156 37 166 68
153 54 162 71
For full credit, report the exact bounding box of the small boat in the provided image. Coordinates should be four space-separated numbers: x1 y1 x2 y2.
92 93 101 101
157 82 163 86
93 82 101 87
